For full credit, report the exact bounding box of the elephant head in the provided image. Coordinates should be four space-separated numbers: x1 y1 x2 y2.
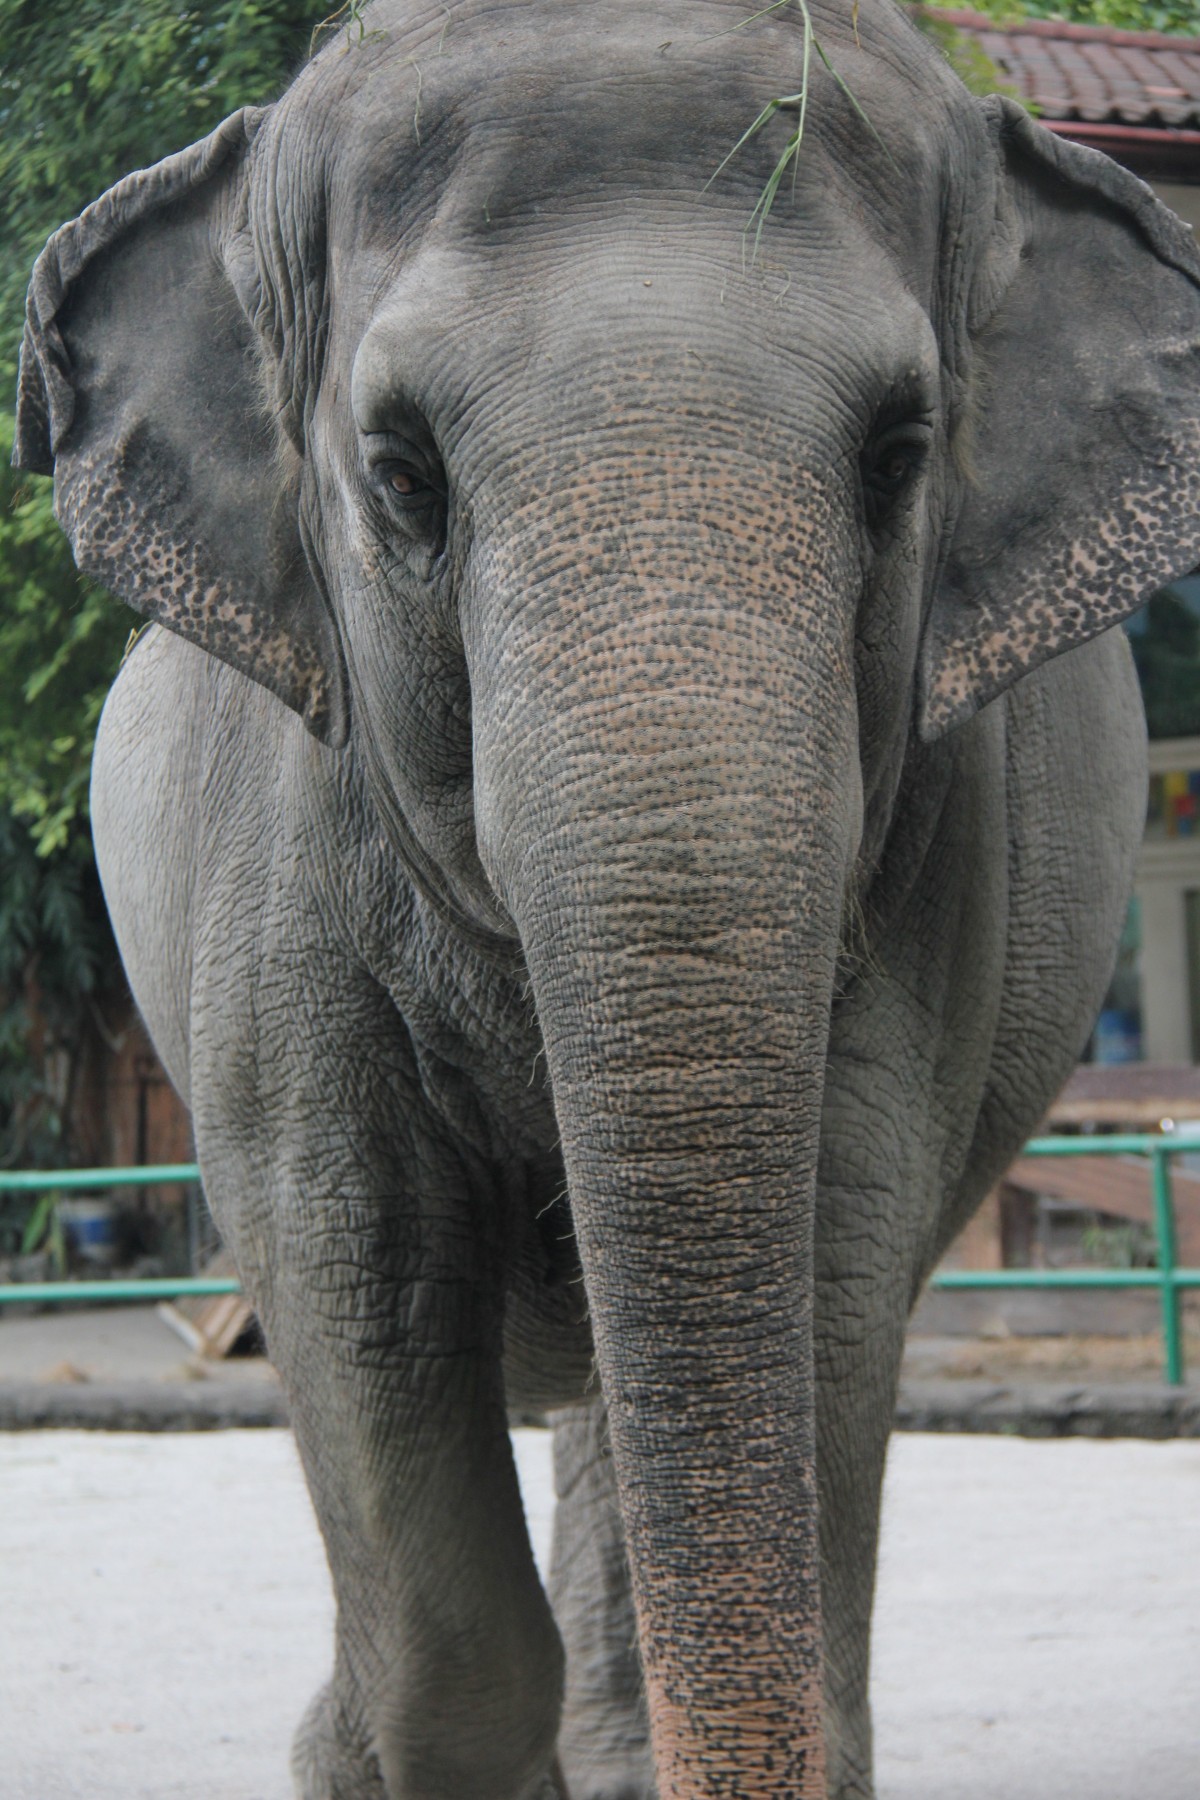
16 2 1200 1793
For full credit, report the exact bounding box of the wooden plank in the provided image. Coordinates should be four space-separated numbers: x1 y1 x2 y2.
156 1249 256 1359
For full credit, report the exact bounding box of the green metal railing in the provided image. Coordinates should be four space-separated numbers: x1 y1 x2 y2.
930 1132 1200 1386
0 1163 236 1306
3 1136 1200 1383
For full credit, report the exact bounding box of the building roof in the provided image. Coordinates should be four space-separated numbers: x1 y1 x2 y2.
921 9 1200 173
1046 1062 1200 1129
928 9 1200 124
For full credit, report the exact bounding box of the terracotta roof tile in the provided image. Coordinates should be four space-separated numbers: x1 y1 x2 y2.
922 8 1200 126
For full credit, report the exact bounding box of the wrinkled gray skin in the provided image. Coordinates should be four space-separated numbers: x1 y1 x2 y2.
16 1 1200 1796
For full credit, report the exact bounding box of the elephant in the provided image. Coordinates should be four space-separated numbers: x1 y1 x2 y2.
14 1 1200 1795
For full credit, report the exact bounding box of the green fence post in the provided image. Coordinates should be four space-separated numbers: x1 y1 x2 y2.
1151 1144 1184 1387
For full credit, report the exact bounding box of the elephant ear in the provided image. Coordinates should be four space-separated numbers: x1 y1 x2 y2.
13 109 349 746
919 96 1200 740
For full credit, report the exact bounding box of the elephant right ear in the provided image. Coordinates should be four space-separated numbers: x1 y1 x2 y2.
13 108 349 746
917 99 1200 741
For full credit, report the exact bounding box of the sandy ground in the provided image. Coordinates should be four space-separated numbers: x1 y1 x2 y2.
0 1302 281 1387
902 1328 1200 1386
4 1301 1198 1390
3 1428 1198 1800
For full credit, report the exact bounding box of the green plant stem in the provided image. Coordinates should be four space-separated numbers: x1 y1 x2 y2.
709 0 895 261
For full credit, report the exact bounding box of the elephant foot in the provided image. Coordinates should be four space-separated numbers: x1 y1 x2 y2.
291 1681 387 1800
294 1680 571 1800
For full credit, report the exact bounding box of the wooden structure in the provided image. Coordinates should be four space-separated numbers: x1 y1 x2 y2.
945 1064 1200 1279
158 1250 256 1359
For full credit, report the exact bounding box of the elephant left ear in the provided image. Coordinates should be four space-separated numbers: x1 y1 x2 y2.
919 96 1200 740
13 108 350 747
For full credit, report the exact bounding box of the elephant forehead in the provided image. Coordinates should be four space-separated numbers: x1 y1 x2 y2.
293 0 963 261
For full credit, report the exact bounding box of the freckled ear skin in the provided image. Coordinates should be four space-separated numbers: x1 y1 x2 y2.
12 108 349 748
920 96 1200 741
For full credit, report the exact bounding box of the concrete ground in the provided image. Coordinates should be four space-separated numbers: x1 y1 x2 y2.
0 1301 279 1386
4 1428 1198 1800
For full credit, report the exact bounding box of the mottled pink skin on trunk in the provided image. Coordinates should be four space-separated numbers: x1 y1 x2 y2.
529 959 833 1800
469 452 860 1797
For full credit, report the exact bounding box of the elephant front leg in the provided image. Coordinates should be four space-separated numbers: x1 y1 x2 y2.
274 1193 562 1800
548 1397 656 1800
279 1222 563 1799
814 1207 913 1800
195 1048 564 1800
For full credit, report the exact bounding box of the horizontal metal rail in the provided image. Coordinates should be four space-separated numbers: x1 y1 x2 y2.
0 1277 242 1303
933 1269 1200 1288
3 1138 1199 1383
0 1164 200 1193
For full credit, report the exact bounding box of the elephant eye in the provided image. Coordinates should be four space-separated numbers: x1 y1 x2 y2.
875 450 914 488
369 458 447 534
379 462 439 506
862 421 932 533
362 430 446 518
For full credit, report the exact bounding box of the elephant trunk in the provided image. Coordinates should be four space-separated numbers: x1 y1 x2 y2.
526 895 832 1797
469 482 859 1797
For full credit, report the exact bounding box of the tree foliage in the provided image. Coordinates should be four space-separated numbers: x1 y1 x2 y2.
0 4 319 1168
0 812 108 1174
0 2 319 851
922 1 1200 32
1130 589 1200 741
1000 2 1200 30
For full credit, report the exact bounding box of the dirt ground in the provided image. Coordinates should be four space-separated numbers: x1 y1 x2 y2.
902 1328 1200 1385
2 1302 1198 1391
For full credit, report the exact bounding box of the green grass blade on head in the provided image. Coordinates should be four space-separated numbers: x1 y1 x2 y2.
709 0 895 257
790 1 814 198
814 36 900 171
704 96 792 193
